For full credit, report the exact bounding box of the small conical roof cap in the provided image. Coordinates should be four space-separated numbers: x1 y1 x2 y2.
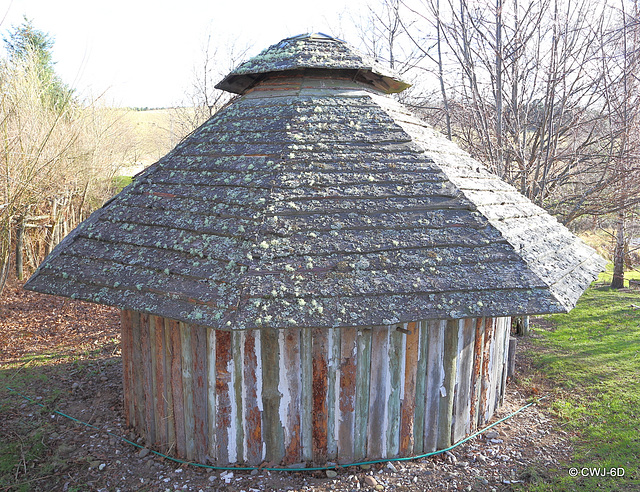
216 32 411 95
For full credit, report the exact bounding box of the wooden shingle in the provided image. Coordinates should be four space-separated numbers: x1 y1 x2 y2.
25 34 605 331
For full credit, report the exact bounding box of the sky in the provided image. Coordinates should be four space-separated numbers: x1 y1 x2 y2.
0 0 369 108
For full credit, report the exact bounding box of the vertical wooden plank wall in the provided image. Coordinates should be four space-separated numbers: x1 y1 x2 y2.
121 311 511 465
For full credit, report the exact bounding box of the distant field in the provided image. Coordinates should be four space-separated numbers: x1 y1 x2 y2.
115 107 198 176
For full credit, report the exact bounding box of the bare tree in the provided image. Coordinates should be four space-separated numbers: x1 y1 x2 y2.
386 0 640 225
0 42 136 294
602 0 640 288
173 32 252 137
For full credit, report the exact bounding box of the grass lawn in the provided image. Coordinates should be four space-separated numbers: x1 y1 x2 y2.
523 272 640 490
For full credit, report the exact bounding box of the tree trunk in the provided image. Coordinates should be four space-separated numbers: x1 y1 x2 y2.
611 212 626 289
0 219 11 296
15 215 25 280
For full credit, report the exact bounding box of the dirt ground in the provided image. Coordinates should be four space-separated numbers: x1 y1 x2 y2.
0 277 572 491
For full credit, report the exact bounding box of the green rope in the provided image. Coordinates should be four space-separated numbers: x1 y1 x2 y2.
5 386 545 472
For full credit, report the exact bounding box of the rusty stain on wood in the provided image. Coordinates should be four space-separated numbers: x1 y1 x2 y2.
120 314 512 465
479 317 495 426
215 330 232 463
469 317 485 431
300 327 313 461
400 321 419 455
232 331 244 464
311 327 329 462
282 328 302 464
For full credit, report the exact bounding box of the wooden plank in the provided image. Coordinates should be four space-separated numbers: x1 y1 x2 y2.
486 317 501 420
243 330 263 465
326 327 340 460
452 318 475 442
479 317 495 426
386 325 402 457
469 318 485 432
232 331 244 464
354 327 371 460
367 326 389 459
399 322 419 456
131 311 146 440
499 318 511 406
261 328 284 463
423 320 444 453
153 316 167 450
312 327 329 462
180 323 195 461
120 310 134 428
215 330 232 463
140 313 156 446
507 336 517 380
281 328 301 464
337 326 357 463
437 319 459 449
149 315 158 446
164 319 176 454
169 319 186 458
412 320 428 454
191 324 208 463
206 327 217 460
300 327 313 461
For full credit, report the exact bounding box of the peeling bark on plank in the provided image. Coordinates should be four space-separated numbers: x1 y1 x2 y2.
282 328 302 464
338 326 357 462
243 330 263 465
470 318 485 431
214 330 232 463
312 328 329 462
400 322 419 455
437 319 458 449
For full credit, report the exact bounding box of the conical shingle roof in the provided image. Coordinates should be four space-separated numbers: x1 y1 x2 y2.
25 34 605 330
216 33 411 94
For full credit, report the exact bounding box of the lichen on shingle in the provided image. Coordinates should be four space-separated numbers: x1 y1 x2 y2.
24 33 605 331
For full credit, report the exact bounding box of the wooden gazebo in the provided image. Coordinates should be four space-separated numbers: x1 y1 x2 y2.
26 33 605 466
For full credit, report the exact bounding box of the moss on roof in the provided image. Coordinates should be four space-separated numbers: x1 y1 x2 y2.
24 36 605 330
216 33 410 95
